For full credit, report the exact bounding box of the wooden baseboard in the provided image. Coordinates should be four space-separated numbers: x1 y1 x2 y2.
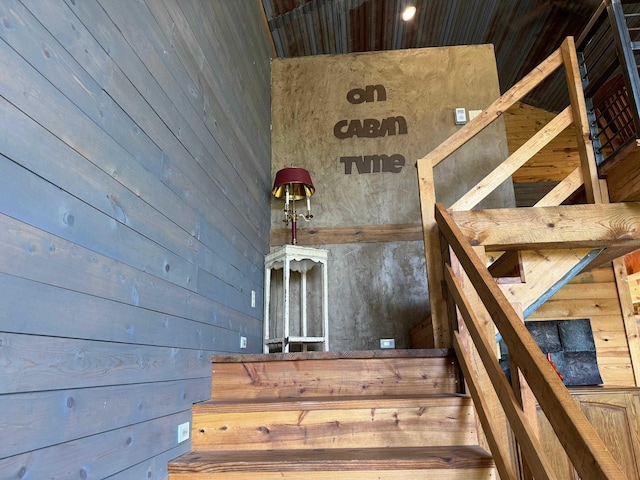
270 223 423 246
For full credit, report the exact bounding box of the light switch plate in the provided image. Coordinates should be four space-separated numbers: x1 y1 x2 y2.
455 107 467 125
380 339 395 349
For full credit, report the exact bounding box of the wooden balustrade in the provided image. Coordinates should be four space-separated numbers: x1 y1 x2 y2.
417 35 636 480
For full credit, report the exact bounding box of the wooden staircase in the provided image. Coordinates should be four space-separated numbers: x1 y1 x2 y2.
168 350 496 479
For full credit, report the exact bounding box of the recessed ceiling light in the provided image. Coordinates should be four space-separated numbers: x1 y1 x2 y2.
402 5 416 21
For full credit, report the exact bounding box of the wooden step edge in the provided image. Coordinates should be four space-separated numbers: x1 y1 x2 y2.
168 446 494 474
211 348 455 363
194 393 473 413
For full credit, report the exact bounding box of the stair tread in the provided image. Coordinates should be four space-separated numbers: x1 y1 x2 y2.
211 348 454 363
195 393 472 412
211 354 461 400
169 446 494 473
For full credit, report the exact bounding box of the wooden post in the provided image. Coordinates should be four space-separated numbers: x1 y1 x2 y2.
561 36 603 204
417 159 450 348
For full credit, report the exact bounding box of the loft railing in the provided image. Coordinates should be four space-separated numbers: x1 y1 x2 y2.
416 36 631 479
578 0 640 164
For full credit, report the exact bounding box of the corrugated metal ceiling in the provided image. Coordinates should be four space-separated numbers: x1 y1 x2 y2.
261 0 602 112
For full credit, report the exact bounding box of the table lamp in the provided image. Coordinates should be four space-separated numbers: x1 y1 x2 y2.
272 167 315 244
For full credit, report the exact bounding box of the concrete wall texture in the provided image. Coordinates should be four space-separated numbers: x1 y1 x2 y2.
271 45 515 350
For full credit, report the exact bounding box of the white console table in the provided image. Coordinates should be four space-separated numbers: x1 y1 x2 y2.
263 245 329 353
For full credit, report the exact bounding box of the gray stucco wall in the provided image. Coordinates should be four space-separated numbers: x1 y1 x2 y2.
271 46 514 350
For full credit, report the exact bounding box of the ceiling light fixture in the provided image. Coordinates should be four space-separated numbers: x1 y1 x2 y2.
402 5 416 21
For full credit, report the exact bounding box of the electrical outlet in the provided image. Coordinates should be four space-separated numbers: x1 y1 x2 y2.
380 339 395 349
177 422 190 443
251 290 256 308
240 336 247 349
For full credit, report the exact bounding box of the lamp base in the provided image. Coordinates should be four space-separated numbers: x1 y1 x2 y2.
291 218 297 245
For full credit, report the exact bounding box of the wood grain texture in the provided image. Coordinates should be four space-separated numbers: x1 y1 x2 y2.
2 379 208 459
105 447 186 480
452 107 573 211
560 37 603 204
0 332 209 395
436 203 627 480
447 269 554 480
529 266 636 387
418 159 450 348
1 411 191 477
168 446 494 474
612 258 640 386
534 167 583 206
537 389 640 480
270 223 423 246
211 356 460 400
451 202 640 251
0 0 272 475
504 102 580 184
169 469 496 480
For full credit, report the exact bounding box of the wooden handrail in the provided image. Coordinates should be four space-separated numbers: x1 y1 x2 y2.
451 107 573 211
417 33 635 480
417 37 598 349
436 202 627 480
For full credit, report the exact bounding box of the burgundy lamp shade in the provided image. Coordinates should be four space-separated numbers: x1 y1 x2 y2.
272 167 315 200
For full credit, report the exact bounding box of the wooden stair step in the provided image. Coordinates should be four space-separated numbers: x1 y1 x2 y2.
192 394 477 450
210 349 460 400
168 446 495 479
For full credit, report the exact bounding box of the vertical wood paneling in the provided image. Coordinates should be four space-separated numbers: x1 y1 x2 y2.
0 0 272 476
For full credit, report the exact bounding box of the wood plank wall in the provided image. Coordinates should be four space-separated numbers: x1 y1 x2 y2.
504 101 581 206
505 102 635 386
505 101 581 183
528 266 635 386
0 0 272 477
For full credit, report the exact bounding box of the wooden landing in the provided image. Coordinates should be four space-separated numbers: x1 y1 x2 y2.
168 446 495 479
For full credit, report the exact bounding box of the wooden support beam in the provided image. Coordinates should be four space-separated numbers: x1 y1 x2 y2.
270 223 422 246
451 248 515 479
452 107 573 211
561 36 603 204
523 249 603 318
534 166 583 207
453 332 518 480
451 202 640 251
417 160 449 348
501 249 594 313
436 202 627 480
448 270 553 480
